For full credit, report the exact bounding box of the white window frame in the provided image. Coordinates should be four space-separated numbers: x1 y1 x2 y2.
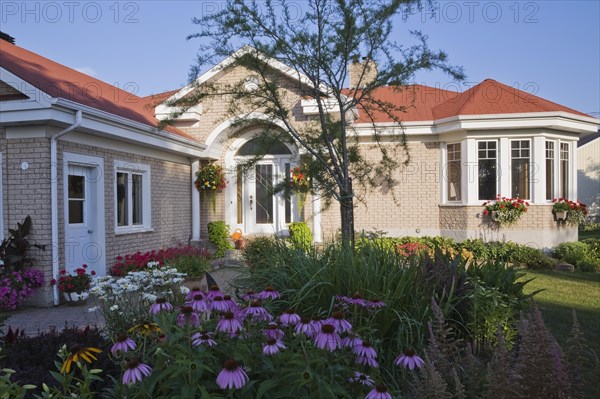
543 139 575 202
509 139 532 200
114 161 152 234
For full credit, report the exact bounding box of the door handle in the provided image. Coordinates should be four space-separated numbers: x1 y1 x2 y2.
87 229 93 234
249 195 253 210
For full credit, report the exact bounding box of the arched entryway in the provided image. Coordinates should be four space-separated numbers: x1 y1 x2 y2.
225 136 301 235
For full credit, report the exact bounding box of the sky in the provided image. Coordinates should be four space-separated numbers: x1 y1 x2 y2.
1 0 599 117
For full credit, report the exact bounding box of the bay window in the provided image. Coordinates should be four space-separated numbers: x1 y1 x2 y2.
545 141 555 200
447 143 461 201
560 143 569 199
478 141 497 200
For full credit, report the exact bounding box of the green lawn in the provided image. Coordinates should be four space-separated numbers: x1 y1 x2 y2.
522 270 600 354
579 229 600 241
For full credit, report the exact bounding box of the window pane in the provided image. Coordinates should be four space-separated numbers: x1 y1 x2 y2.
511 159 530 199
68 200 84 224
68 175 84 199
447 144 461 201
132 174 143 225
255 165 273 224
545 141 555 200
117 172 128 227
478 141 497 200
237 137 292 156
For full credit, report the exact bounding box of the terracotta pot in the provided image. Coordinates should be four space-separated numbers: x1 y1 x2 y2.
235 237 247 250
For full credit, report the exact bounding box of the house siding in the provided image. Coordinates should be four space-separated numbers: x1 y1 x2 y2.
58 141 193 274
577 139 600 219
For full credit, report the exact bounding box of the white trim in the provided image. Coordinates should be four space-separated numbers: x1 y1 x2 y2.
0 67 54 109
532 136 546 204
499 138 511 196
474 139 500 203
114 161 152 234
62 152 106 276
464 139 477 204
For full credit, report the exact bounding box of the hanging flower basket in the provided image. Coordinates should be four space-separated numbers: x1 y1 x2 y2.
195 163 227 212
482 195 529 227
290 165 311 212
552 198 588 225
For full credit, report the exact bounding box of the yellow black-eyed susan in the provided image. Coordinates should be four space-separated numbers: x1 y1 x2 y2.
60 345 102 374
128 322 163 336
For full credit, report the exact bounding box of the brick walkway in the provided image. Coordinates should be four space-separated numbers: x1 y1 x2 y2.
2 263 245 336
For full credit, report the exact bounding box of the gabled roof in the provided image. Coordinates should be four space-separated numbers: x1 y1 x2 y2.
0 41 195 141
578 130 600 148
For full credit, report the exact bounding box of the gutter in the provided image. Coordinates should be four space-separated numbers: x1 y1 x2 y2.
50 110 82 306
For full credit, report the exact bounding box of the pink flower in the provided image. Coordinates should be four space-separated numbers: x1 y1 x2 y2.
325 311 352 333
188 293 209 313
191 332 217 347
313 324 341 352
241 300 272 321
111 335 136 356
210 296 229 312
258 285 280 300
279 309 301 326
263 322 284 340
348 371 374 387
206 284 224 301
262 338 286 356
122 359 152 385
394 348 425 370
365 384 392 399
216 359 248 390
150 298 173 315
177 306 200 328
217 311 244 334
294 317 317 337
353 341 377 359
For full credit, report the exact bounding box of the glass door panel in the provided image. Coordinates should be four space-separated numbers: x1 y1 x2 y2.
255 164 273 224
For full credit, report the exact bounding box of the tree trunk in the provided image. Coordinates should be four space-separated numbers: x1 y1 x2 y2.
340 178 355 246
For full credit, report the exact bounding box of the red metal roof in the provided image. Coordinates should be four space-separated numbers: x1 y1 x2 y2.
0 41 195 141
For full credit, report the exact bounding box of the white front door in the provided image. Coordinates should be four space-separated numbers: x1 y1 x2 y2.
233 158 297 235
64 156 105 276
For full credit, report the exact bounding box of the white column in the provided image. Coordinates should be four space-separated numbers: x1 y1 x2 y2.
569 141 578 200
464 139 477 205
532 136 546 203
499 138 511 196
191 159 201 241
312 191 322 243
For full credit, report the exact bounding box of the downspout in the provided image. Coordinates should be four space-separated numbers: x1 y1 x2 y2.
51 110 82 305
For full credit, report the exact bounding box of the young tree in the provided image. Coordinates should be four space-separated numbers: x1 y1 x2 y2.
176 0 463 243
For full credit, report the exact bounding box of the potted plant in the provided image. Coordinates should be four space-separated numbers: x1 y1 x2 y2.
195 163 227 212
482 195 529 227
551 198 570 221
51 264 95 304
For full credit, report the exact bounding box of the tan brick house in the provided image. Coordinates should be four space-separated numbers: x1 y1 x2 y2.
1 42 598 305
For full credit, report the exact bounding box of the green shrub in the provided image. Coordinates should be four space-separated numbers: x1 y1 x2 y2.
207 221 232 258
553 242 589 266
288 222 313 252
169 254 211 277
510 245 556 270
578 254 600 272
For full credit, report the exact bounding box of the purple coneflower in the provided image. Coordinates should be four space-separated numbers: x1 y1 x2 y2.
122 358 152 385
342 334 363 348
206 284 224 300
210 296 229 312
185 287 205 302
365 384 392 399
177 306 200 328
279 309 301 326
191 331 217 347
240 289 257 301
353 340 377 359
313 324 341 352
258 285 280 300
263 322 285 340
216 359 249 390
394 348 425 370
325 311 352 333
310 316 323 332
294 317 317 337
367 298 386 309
348 371 374 387
222 295 238 311
337 292 368 307
189 293 209 313
111 335 136 356
356 355 379 367
150 298 173 315
241 300 272 321
262 338 286 355
216 311 244 334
